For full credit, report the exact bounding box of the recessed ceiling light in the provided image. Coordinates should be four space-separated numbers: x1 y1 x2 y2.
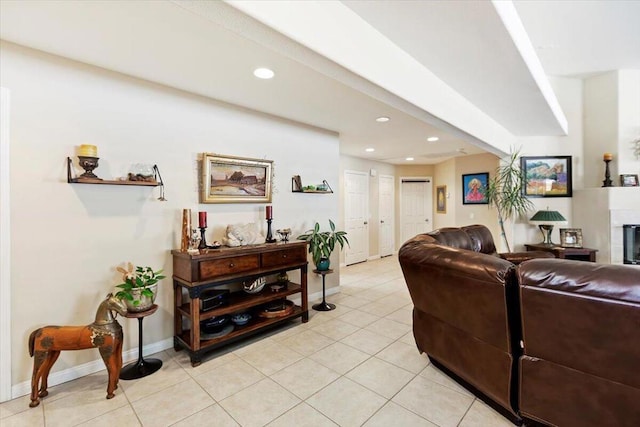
427 136 439 142
375 116 390 123
253 68 274 79
406 157 414 161
365 148 375 152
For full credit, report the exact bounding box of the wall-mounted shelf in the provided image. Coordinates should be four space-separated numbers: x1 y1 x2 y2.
66 157 159 186
291 177 333 194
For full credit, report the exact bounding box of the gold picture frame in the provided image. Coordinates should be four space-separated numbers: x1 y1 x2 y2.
560 228 583 248
200 153 273 203
436 185 447 214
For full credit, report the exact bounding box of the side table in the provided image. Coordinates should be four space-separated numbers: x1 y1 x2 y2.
120 304 163 380
312 269 335 311
525 244 598 262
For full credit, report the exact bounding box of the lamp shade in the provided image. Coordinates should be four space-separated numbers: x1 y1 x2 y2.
529 210 567 225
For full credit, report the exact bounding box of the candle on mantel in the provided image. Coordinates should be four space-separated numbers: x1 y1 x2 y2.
603 153 613 161
198 211 207 228
266 205 273 220
78 144 98 157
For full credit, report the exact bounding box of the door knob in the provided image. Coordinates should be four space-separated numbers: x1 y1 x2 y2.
364 221 368 225
380 220 384 223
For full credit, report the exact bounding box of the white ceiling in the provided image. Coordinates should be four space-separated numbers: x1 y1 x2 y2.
1 0 639 165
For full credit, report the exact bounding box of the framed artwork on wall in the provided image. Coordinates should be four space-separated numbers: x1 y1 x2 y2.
436 185 447 214
200 153 273 203
521 156 573 197
462 173 489 205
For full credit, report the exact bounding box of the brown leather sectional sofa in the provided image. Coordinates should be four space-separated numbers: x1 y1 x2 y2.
399 225 640 427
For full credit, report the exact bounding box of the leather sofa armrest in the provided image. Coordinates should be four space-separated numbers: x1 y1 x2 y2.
499 251 554 265
399 240 518 351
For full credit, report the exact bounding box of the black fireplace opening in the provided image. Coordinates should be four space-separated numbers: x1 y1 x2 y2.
623 225 640 265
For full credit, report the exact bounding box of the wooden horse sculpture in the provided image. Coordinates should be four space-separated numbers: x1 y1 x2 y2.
28 293 128 407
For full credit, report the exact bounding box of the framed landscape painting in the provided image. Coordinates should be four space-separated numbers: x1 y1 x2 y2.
521 156 572 197
200 153 273 203
462 173 489 205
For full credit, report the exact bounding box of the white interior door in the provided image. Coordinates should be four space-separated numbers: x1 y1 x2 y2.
400 178 433 245
378 174 394 257
344 170 369 265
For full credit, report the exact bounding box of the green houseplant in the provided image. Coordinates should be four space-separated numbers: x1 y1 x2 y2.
115 263 166 312
485 148 534 252
297 219 349 271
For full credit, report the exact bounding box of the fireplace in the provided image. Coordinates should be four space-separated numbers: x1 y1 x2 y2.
623 225 640 265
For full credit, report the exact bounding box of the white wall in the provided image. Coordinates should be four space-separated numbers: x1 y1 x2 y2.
617 70 640 177
513 77 584 250
583 72 619 188
1 41 340 390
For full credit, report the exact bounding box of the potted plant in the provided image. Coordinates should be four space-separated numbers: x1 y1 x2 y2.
115 263 166 312
485 148 534 252
297 219 349 271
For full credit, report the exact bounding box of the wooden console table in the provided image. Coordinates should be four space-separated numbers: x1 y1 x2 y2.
171 241 308 366
525 243 598 262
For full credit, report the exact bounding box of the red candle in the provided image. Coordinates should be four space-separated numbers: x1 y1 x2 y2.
198 211 207 228
266 206 273 220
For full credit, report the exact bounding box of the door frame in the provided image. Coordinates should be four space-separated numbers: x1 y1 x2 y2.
399 176 433 245
1 88 11 401
378 174 395 257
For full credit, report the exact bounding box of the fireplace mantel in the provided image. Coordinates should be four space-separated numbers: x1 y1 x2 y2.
573 187 640 264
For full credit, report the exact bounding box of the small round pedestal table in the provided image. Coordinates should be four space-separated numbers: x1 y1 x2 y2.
312 269 335 311
119 304 163 380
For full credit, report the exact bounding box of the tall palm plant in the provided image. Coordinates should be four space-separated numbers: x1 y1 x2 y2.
485 148 534 252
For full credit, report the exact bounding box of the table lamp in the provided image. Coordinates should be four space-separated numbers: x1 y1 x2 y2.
529 209 567 246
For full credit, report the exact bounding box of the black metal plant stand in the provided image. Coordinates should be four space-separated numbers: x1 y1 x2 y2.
312 269 335 311
120 304 163 380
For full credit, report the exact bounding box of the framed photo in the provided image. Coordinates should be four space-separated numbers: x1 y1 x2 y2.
200 153 273 203
521 156 572 197
620 174 639 187
462 173 489 205
560 228 583 248
436 185 447 214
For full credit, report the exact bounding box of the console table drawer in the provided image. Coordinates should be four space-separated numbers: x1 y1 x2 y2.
262 247 307 268
199 255 260 279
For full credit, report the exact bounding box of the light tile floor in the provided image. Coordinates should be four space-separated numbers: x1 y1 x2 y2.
1 255 513 427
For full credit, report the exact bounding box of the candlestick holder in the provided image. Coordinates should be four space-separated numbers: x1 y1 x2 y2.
77 156 101 180
198 227 208 249
265 219 276 243
602 159 613 187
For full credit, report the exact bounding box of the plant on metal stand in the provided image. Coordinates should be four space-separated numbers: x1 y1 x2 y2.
297 219 349 271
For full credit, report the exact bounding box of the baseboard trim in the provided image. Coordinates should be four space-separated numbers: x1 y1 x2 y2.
11 338 174 399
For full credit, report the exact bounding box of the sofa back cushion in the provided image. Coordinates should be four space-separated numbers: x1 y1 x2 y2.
462 224 497 255
518 258 640 389
427 227 474 250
